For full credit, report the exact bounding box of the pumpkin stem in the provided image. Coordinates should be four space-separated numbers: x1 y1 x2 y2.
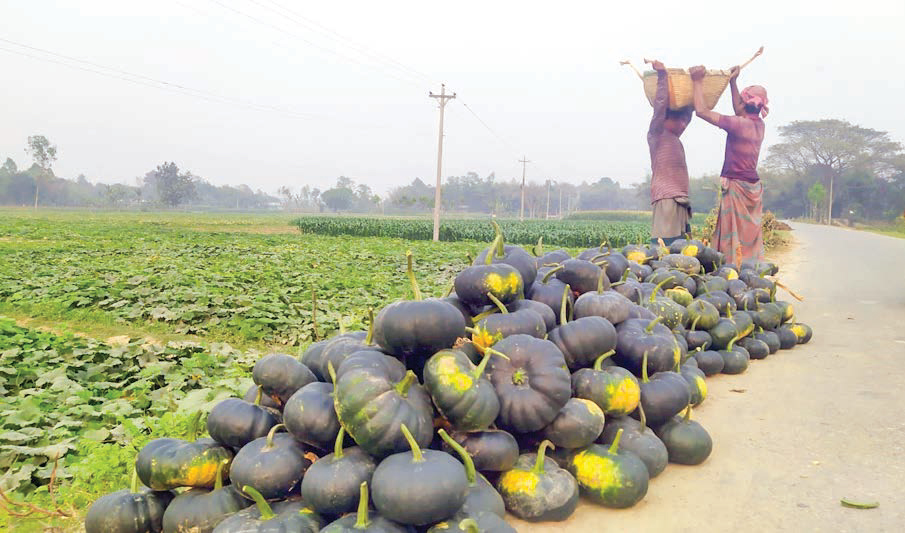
354 481 371 529
482 346 510 361
458 519 480 533
620 267 631 282
214 459 227 491
399 423 424 462
266 424 285 449
690 315 701 332
683 406 693 422
471 309 497 323
608 428 624 454
334 426 346 459
491 220 505 257
394 370 417 398
542 264 564 283
483 235 500 265
438 429 476 485
130 467 139 494
644 316 663 334
532 440 554 474
243 486 276 521
638 402 648 431
641 350 650 384
726 306 733 319
473 347 494 379
593 350 616 371
596 269 608 293
253 386 263 406
406 251 423 301
556 283 571 324
339 315 347 335
649 277 675 303
534 236 544 257
726 334 740 352
364 308 375 345
327 361 337 385
486 292 509 314
444 280 456 298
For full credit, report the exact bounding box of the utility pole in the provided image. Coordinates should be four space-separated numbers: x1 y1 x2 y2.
429 84 456 241
558 184 563 217
518 156 530 221
545 179 551 219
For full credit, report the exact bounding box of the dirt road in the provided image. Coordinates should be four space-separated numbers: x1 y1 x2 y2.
512 222 905 532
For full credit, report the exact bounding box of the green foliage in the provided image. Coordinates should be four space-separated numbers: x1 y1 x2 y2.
292 216 653 248
145 161 198 207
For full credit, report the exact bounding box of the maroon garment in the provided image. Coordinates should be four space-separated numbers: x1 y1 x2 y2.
718 114 765 182
648 71 691 203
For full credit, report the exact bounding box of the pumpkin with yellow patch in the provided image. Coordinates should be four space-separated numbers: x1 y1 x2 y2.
571 352 641 417
566 428 649 508
496 440 578 522
135 437 234 491
423 348 501 431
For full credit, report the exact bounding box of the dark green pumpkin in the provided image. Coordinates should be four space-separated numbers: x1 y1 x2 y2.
318 324 384 386
612 278 644 304
85 470 174 533
554 259 602 295
753 329 781 354
714 265 739 280
631 352 690 426
299 339 331 382
776 326 799 349
708 316 742 350
443 430 519 473
428 513 516 533
305 332 365 384
694 275 729 296
570 352 640 417
445 294 478 328
685 299 720 331
252 353 317 407
424 348 501 431
211 488 324 533
548 285 617 371
751 302 783 330
661 253 701 275
229 425 311 501
334 349 434 457
642 278 687 329
573 281 634 325
566 428 649 508
737 337 769 360
684 329 712 351
474 224 538 287
508 298 557 332
376 253 467 359
613 317 682 376
526 269 573 324
680 362 707 407
719 337 750 374
282 381 339 450
696 290 737 316
300 428 376 517
136 437 234 491
371 424 468 526
243 385 281 410
789 322 813 344
455 247 524 308
598 407 668 478
207 395 280 450
541 398 606 449
775 300 795 324
161 461 251 533
693 348 725 376
654 407 713 465
469 302 546 352
486 335 571 433
496 440 579 522
320 482 408 533
438 429 506 518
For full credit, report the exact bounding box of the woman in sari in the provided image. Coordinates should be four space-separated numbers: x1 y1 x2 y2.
689 65 768 266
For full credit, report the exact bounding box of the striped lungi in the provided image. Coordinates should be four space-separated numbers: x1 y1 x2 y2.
713 178 764 267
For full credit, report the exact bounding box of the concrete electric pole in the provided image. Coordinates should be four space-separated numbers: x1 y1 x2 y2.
429 84 456 241
545 179 551 219
518 156 530 221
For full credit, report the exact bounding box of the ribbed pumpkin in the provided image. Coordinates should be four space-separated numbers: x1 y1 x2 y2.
283 379 340 451
548 285 618 371
541 398 606 449
423 347 501 431
598 405 668 478
229 425 311 501
135 437 234 491
496 440 578 522
206 393 280 450
442 430 519 473
566 428 649 508
252 353 317 407
632 352 690 426
571 351 641 417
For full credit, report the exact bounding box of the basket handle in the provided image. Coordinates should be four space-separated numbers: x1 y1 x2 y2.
737 46 764 71
619 60 644 81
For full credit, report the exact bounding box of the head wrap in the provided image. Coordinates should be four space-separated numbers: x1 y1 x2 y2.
741 85 769 118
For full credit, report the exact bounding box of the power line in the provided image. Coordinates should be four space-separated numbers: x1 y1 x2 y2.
0 36 334 121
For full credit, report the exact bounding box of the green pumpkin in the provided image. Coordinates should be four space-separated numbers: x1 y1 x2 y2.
679 362 707 407
442 430 519 473
598 405 668 478
455 234 525 308
428 514 516 533
693 348 724 375
665 287 693 307
334 347 434 457
371 425 468 526
496 440 578 522
439 429 506 518
566 428 649 508
321 482 407 533
633 352 690 427
300 428 376 517
572 273 634 326
554 259 604 295
283 380 340 450
571 352 640 417
473 222 538 286
468 299 547 354
685 299 720 331
643 277 687 329
662 253 701 275
752 329 781 354
613 316 682 376
509 298 557 332
776 326 799 349
549 284 618 370
229 425 311 501
775 300 795 324
212 487 324 533
424 348 501 431
541 398 606 449
85 470 174 533
375 253 467 359
206 394 279 450
719 336 750 374
789 322 813 344
252 353 317 407
243 385 281 410
654 407 713 465
737 337 769 360
161 461 252 533
298 339 331 382
136 437 234 491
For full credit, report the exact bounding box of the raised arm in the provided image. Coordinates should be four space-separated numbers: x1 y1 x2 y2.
690 65 722 126
648 60 668 136
728 66 745 116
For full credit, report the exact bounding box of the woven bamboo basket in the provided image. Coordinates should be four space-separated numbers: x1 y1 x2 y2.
641 68 730 111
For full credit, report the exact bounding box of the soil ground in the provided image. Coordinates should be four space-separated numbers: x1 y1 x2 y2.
513 221 905 532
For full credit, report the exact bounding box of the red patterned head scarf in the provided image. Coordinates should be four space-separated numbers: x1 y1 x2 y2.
741 85 769 118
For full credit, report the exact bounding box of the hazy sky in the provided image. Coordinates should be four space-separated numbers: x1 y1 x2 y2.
2 1 904 196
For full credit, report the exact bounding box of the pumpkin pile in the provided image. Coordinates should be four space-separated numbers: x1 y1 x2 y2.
85 223 812 532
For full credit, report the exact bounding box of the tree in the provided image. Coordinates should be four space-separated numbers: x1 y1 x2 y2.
0 157 17 177
806 182 826 222
144 162 197 207
25 135 58 208
765 120 902 224
321 187 356 212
